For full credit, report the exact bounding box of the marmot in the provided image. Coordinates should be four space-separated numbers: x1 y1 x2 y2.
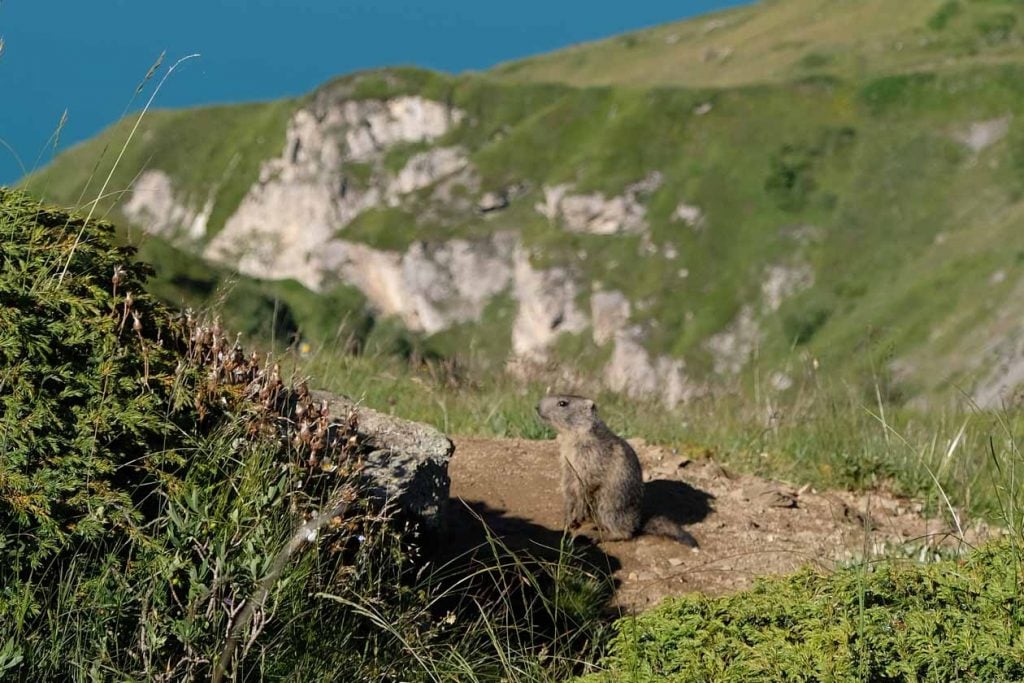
537 394 696 546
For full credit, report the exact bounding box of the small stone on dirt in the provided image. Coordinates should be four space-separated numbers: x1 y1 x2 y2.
744 482 798 508
668 557 684 567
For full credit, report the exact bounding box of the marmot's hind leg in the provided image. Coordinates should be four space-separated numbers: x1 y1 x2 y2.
595 497 640 542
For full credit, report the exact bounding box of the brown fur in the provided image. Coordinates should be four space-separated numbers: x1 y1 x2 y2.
536 394 696 546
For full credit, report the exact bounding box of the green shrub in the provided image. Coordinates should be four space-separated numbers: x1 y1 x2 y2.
578 541 1024 682
858 73 937 114
0 190 380 678
780 293 834 345
798 51 834 69
764 143 819 212
0 190 191 567
976 12 1019 45
928 1 962 30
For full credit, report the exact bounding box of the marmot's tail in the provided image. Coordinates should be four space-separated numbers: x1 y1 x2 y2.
642 516 698 547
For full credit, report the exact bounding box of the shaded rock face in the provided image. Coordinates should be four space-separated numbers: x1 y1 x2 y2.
591 290 631 346
706 305 761 376
312 390 453 535
324 233 517 335
123 170 211 242
970 276 1024 409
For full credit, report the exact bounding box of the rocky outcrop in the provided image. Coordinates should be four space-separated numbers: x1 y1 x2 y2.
699 262 813 376
386 147 470 203
343 97 465 161
762 263 815 312
591 290 632 346
672 201 706 230
312 390 453 534
953 116 1011 154
122 170 211 242
123 85 810 407
511 247 588 358
476 182 527 214
604 329 704 408
706 305 762 376
204 95 467 289
536 172 662 235
970 276 1024 409
323 233 517 334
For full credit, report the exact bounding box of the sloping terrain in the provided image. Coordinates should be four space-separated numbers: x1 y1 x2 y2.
492 0 1024 88
21 0 1024 410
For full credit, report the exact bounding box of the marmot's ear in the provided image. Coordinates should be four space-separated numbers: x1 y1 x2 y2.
587 399 596 413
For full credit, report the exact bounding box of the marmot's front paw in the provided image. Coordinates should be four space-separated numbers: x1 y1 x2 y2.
567 528 597 545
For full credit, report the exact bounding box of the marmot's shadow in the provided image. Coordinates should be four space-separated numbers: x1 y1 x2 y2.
642 479 714 527
443 498 620 580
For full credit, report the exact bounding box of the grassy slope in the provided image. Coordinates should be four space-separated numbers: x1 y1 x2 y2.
490 0 1024 89
21 98 297 242
136 235 372 348
22 2 1024 407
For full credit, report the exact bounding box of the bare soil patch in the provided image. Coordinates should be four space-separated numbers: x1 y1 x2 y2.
445 436 994 611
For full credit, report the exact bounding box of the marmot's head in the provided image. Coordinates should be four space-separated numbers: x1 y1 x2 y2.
537 394 598 432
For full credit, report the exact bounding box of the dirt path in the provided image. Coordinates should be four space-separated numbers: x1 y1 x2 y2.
446 436 993 611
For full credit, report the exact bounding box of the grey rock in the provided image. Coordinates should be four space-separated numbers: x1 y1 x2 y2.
953 116 1011 153
312 390 454 535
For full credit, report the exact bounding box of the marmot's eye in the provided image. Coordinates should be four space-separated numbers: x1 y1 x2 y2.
557 400 569 408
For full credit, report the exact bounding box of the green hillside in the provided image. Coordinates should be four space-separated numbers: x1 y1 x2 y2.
492 0 1024 88
22 1 1024 408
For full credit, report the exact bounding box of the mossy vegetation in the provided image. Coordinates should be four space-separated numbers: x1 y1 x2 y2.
578 541 1024 682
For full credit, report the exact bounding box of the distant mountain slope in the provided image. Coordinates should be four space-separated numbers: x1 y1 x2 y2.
491 0 1024 88
22 3 1024 409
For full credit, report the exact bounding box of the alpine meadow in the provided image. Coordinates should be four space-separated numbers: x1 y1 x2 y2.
5 0 1024 680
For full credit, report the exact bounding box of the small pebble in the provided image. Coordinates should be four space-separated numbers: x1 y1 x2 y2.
668 558 684 567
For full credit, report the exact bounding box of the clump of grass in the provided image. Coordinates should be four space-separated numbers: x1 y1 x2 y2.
578 540 1024 682
928 1 962 31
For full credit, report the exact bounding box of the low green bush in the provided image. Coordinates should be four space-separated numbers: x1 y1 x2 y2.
579 541 1024 682
0 188 381 679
